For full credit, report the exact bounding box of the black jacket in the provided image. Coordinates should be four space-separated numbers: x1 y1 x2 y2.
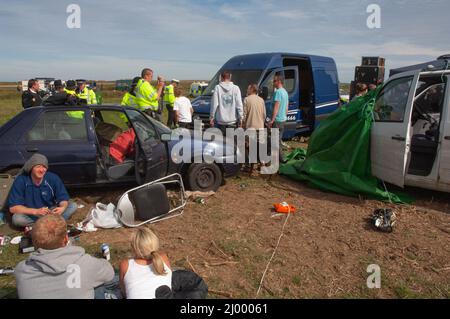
22 90 42 109
43 92 78 106
155 269 208 299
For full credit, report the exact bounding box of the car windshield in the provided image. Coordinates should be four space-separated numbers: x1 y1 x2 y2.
203 69 263 97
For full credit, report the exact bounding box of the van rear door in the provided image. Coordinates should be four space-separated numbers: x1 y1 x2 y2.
438 74 450 185
371 70 420 187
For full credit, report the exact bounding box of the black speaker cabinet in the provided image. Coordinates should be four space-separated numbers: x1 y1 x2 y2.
355 66 385 85
362 56 385 67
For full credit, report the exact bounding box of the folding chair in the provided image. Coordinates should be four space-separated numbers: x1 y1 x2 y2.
116 173 186 227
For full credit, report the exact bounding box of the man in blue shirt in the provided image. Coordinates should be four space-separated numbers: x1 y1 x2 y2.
8 153 77 228
268 74 289 163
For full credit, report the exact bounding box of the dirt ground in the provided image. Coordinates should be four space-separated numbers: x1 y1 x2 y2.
73 174 450 298
1 142 449 298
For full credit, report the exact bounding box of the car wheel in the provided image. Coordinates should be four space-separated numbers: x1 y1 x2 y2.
187 163 222 192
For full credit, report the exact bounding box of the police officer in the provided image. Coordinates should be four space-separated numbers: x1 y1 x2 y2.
43 80 77 106
22 79 42 109
64 80 77 96
121 77 141 108
163 79 179 128
75 79 97 105
134 68 164 121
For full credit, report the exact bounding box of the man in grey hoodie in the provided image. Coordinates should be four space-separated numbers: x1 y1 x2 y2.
15 214 115 299
209 71 244 135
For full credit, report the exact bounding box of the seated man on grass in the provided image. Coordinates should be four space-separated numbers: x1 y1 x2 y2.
8 153 77 228
14 214 116 299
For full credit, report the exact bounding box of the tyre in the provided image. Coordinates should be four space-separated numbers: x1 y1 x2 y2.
186 163 222 192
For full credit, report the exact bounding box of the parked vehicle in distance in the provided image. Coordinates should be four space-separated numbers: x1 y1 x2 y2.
0 105 241 191
191 52 340 139
371 56 450 193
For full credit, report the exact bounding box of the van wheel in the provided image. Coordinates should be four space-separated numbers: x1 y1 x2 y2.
186 164 222 192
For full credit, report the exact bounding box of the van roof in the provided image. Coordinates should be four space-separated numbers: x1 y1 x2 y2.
222 52 335 70
390 56 450 77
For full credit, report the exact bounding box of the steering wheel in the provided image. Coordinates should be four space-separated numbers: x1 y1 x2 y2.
134 139 147 185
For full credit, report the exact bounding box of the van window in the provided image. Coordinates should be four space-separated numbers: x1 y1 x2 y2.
203 70 263 97
373 76 413 122
284 69 296 94
27 111 87 141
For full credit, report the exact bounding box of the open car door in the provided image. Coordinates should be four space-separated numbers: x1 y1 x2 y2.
371 70 420 187
438 74 450 185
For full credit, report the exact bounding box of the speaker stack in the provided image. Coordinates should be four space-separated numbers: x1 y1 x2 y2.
350 57 385 100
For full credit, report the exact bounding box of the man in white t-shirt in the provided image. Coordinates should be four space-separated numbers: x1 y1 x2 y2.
173 87 193 128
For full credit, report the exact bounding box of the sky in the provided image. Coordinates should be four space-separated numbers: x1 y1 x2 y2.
0 0 449 83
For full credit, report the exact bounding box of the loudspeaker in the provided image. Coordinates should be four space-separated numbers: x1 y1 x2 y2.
362 56 385 67
355 66 385 84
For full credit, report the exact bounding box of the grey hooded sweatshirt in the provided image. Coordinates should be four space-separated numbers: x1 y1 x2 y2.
210 81 243 125
15 245 114 299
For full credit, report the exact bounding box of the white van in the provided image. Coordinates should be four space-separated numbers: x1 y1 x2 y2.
371 66 450 193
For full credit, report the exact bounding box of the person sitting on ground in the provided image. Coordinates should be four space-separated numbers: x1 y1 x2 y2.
14 214 115 299
8 153 77 228
173 86 193 129
119 227 172 299
352 83 368 101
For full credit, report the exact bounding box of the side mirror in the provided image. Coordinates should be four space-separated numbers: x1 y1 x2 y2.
259 87 269 100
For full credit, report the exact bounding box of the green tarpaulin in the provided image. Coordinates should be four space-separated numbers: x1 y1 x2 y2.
279 89 413 204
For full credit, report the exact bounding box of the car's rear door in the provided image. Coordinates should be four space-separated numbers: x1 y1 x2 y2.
18 109 97 185
371 70 420 187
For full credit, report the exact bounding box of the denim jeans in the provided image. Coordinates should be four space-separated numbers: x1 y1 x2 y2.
94 274 122 299
273 121 286 163
11 201 78 227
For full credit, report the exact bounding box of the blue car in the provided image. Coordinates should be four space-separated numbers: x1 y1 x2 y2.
0 105 241 191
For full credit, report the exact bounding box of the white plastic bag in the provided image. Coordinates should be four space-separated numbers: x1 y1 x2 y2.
88 203 122 229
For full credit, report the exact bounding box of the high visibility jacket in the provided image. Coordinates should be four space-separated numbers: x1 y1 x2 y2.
134 79 159 111
76 87 97 105
64 88 76 96
63 89 84 119
163 84 175 107
120 92 137 108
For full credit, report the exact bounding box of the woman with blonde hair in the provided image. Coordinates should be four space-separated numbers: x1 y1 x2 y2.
119 227 172 299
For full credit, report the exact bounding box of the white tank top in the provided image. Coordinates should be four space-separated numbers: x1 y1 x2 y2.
124 259 172 299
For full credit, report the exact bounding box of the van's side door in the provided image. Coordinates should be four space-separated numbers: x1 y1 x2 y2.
371 71 420 187
438 74 450 185
260 67 299 124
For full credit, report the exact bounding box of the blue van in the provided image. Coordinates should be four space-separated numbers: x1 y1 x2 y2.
191 52 340 138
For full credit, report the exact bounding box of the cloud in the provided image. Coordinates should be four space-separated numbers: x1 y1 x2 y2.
270 10 307 20
0 0 449 83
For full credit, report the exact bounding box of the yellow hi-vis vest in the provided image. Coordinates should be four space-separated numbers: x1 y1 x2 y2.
134 79 159 111
163 84 175 107
76 87 97 105
63 89 84 119
64 88 76 96
120 92 137 108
